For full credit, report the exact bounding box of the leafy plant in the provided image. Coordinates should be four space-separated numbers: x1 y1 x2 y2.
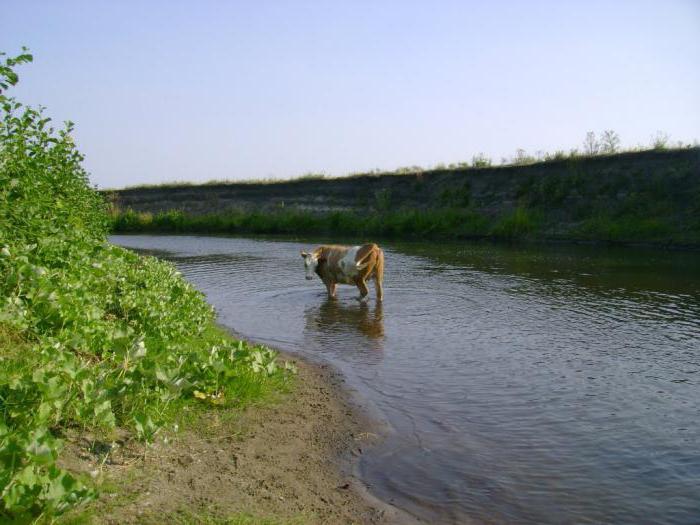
471 153 492 168
0 50 292 521
651 131 670 150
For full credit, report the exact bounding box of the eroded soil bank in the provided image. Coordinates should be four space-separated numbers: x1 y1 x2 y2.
60 351 419 524
107 148 700 246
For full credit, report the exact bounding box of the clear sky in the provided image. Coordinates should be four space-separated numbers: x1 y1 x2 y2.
2 1 699 189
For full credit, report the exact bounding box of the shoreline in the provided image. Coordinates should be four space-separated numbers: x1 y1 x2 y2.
60 343 421 524
226 321 423 524
277 349 422 525
110 230 700 252
106 146 700 250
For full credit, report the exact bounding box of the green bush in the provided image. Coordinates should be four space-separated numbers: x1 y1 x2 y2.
0 50 291 521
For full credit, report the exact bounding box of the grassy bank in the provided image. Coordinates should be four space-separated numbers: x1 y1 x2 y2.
0 52 292 522
109 204 699 246
108 145 700 246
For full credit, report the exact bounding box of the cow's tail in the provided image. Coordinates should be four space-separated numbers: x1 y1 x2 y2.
374 248 384 301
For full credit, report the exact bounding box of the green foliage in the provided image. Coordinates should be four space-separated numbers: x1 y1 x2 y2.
0 425 94 518
111 202 692 245
651 131 670 150
110 207 491 240
439 181 471 207
490 208 540 239
511 148 537 166
0 48 33 93
471 153 492 168
115 133 698 194
109 143 700 246
542 150 567 162
529 176 570 206
296 172 327 181
576 214 672 241
373 188 392 211
0 50 291 521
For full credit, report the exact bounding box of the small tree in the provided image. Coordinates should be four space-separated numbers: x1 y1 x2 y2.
0 47 33 93
583 131 599 155
544 150 567 162
512 149 536 165
600 130 620 154
651 131 670 150
471 153 492 168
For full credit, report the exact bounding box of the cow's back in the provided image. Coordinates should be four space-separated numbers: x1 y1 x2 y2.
315 244 365 283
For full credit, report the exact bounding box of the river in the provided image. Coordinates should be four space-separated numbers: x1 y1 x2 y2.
111 235 700 524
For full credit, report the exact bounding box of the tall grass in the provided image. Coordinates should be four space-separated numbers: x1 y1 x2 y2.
110 203 699 245
110 208 497 240
490 208 541 239
576 215 673 242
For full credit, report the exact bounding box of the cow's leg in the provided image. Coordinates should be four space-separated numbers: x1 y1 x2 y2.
375 275 383 302
356 279 370 302
325 281 337 299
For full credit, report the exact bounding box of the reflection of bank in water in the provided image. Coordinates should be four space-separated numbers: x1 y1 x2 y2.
304 299 385 351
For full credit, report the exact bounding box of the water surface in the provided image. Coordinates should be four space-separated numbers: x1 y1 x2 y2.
111 235 700 524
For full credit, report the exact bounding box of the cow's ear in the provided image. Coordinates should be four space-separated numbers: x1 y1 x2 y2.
301 251 309 257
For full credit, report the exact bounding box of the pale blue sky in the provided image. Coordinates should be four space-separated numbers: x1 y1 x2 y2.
2 1 699 188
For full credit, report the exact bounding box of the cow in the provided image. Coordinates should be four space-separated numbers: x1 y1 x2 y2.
301 243 384 302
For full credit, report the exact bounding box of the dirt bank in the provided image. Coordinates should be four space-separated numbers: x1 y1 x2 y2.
107 148 700 246
59 351 419 524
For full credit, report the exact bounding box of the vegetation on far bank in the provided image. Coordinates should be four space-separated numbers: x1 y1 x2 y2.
1 51 293 522
109 197 699 247
108 143 699 247
112 130 697 192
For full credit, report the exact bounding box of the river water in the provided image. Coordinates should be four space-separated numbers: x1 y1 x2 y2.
111 235 700 524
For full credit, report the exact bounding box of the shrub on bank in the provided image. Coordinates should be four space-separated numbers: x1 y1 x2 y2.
0 51 290 521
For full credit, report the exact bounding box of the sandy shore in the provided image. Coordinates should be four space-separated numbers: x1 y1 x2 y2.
61 349 420 524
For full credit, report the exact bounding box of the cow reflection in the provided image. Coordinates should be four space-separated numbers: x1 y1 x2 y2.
312 299 385 341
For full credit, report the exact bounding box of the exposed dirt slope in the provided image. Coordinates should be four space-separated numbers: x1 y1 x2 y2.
107 149 699 219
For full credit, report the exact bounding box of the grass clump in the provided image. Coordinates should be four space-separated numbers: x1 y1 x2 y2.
0 50 293 522
490 207 541 239
576 214 673 242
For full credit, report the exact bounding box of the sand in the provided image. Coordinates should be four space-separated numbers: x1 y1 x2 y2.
59 351 421 524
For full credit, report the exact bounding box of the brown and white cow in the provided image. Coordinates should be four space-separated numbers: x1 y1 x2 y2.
301 243 384 302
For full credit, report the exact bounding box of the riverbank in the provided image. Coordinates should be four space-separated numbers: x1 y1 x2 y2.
107 148 700 247
1 53 314 524
59 349 418 525
109 207 700 248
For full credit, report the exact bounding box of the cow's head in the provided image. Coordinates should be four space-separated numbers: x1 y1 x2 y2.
301 250 319 280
